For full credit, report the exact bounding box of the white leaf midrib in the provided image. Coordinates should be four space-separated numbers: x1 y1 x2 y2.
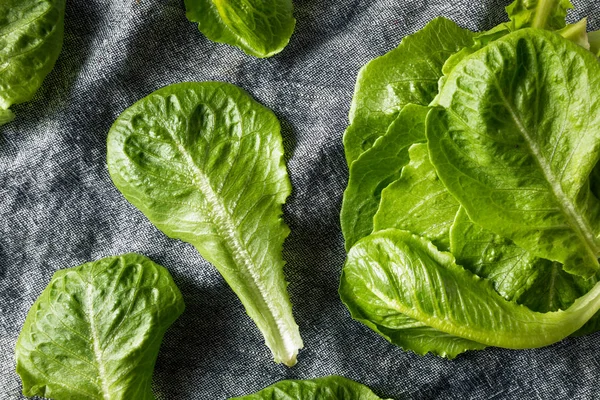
86 284 111 400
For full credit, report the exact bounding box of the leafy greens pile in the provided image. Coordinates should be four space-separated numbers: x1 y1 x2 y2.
231 376 388 400
340 0 600 358
185 0 295 58
15 254 185 399
0 0 65 126
107 82 303 366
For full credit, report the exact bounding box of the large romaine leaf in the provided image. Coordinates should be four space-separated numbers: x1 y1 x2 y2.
505 0 573 30
343 229 600 349
427 28 600 278
341 104 427 250
184 0 295 58
374 143 459 252
0 0 65 125
107 82 303 366
343 17 475 166
15 254 185 400
230 376 389 400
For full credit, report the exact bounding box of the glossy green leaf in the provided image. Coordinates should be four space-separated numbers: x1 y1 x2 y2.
231 376 389 400
0 0 65 125
343 229 600 349
107 82 302 366
15 254 185 400
185 0 295 58
374 143 459 252
341 104 428 250
505 0 572 30
343 17 475 166
427 29 600 278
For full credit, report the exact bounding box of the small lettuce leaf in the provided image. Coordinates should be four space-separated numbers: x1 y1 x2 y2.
0 0 65 125
557 18 590 50
184 0 295 58
107 82 302 366
427 28 600 278
230 376 389 400
505 0 573 30
343 17 475 166
343 229 600 349
15 254 185 400
374 143 459 252
341 104 428 250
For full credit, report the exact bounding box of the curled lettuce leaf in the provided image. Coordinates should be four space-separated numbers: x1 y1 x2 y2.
185 0 295 58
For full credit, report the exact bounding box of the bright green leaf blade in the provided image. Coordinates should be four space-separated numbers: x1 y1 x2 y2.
343 229 600 348
230 376 389 400
341 104 428 250
107 82 303 366
0 0 65 117
451 207 600 336
505 0 573 30
427 29 600 278
589 30 600 56
343 17 475 166
374 142 459 251
15 254 185 400
184 0 295 58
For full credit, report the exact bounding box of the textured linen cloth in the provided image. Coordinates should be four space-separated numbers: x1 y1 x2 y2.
1 0 600 399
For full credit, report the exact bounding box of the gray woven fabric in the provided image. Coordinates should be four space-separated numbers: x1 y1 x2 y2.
1 0 600 398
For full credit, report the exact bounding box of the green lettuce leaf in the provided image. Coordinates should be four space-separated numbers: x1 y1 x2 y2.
427 28 600 278
505 0 573 30
230 376 389 400
589 30 600 56
15 254 185 400
343 17 475 166
341 104 428 250
184 0 295 58
107 82 302 366
0 0 65 125
343 229 600 349
374 143 459 252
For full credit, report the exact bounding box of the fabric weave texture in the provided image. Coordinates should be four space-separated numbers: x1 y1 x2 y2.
1 0 599 399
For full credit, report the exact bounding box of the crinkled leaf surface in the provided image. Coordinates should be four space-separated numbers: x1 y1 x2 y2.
15 254 185 400
374 143 459 252
0 0 65 124
185 0 295 58
343 229 600 349
450 207 600 336
427 29 600 278
230 376 389 400
341 104 427 250
107 82 303 366
505 0 572 30
343 17 474 166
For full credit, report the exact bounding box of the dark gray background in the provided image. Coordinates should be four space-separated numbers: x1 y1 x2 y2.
1 0 599 398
